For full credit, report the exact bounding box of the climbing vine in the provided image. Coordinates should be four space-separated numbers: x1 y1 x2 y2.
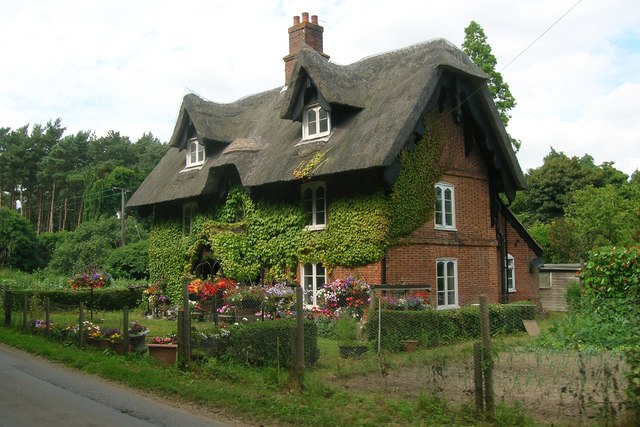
148 114 446 294
389 116 446 238
293 148 331 179
148 219 187 304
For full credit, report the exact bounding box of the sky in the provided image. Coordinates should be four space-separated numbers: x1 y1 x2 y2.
1 0 639 176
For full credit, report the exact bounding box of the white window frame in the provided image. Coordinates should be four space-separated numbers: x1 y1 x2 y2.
302 104 331 141
183 202 197 235
507 254 516 292
186 137 205 168
301 181 326 231
301 262 326 307
436 258 458 309
434 182 456 231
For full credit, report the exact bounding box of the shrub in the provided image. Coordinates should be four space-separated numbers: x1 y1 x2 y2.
367 303 535 352
104 240 149 280
0 207 43 271
225 320 319 367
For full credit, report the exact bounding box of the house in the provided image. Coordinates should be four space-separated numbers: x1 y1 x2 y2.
127 12 543 308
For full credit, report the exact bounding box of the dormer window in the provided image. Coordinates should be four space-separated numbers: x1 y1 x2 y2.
302 104 331 140
186 137 205 168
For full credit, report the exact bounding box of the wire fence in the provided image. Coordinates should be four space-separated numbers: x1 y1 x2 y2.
1 285 638 425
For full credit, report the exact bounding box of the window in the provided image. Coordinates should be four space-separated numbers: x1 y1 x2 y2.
436 258 458 308
183 203 197 234
434 183 455 230
302 182 326 230
507 254 516 292
186 137 205 168
302 104 331 140
302 262 326 306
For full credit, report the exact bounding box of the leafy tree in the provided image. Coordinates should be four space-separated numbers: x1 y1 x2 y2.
104 239 149 280
462 21 519 151
48 216 148 274
512 148 628 225
0 207 42 271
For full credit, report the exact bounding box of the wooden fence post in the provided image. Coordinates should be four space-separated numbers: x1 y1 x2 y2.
179 281 191 367
45 297 51 335
4 289 11 326
289 285 305 390
123 306 129 339
22 294 28 330
473 341 484 414
79 302 85 347
479 295 494 416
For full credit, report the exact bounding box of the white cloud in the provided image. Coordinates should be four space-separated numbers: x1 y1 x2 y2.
0 0 638 176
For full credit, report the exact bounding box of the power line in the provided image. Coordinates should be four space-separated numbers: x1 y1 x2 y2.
499 0 584 72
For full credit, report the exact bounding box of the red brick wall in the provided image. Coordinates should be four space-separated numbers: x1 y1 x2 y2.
385 109 503 305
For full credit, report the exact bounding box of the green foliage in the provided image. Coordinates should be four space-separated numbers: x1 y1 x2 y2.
565 280 582 312
148 219 186 304
0 207 42 271
367 303 535 352
36 231 70 267
581 246 640 306
104 240 149 280
565 185 640 258
390 119 445 238
225 320 319 367
48 217 147 274
462 21 518 151
320 194 390 266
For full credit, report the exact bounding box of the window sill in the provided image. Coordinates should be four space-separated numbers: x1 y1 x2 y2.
434 226 457 232
436 305 459 310
180 164 204 173
508 289 517 293
304 224 326 232
297 134 332 146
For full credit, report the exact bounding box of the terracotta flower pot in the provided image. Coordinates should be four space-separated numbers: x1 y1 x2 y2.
400 339 419 352
87 337 109 350
147 344 178 364
108 341 131 355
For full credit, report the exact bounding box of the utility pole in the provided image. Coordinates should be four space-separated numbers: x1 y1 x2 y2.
114 187 127 246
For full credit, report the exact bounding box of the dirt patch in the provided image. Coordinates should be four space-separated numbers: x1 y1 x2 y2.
339 349 630 426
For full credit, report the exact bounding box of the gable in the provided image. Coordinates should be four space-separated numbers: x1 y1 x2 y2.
128 38 526 209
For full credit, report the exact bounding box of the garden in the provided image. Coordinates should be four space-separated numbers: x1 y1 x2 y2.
1 246 639 426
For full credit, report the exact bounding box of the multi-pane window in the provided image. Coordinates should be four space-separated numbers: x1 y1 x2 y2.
434 182 455 230
507 254 516 292
302 182 326 230
187 137 205 168
436 258 458 308
303 105 331 140
183 203 197 235
302 262 326 306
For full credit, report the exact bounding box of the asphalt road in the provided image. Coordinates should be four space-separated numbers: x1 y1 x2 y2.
0 342 230 427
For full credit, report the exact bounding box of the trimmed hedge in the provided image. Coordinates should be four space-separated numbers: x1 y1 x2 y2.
8 288 145 311
225 320 319 368
367 303 536 352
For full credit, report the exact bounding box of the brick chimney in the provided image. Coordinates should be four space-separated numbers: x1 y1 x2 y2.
283 13 330 84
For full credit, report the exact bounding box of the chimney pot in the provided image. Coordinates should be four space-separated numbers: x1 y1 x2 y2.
302 12 309 22
311 15 318 24
293 15 300 25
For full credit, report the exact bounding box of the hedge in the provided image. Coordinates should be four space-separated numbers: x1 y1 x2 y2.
7 288 145 312
225 320 319 368
367 303 536 352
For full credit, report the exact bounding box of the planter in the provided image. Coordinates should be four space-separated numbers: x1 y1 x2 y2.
129 333 148 354
339 344 368 358
400 339 419 352
108 341 131 355
234 307 261 322
87 337 109 350
147 344 178 364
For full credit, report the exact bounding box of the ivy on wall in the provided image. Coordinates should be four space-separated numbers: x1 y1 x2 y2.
389 117 446 238
148 219 188 304
148 114 446 294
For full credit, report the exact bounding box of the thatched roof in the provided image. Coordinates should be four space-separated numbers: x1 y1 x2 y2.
127 38 525 208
